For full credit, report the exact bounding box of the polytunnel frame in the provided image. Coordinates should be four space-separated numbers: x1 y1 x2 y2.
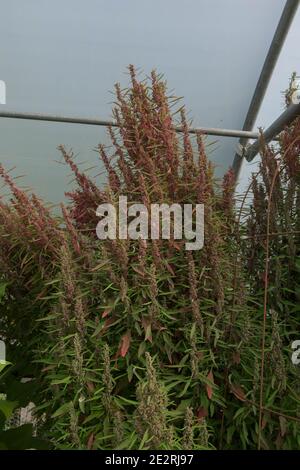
0 0 299 181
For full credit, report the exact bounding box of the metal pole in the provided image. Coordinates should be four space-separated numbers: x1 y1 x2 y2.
0 111 117 128
244 103 300 161
232 0 299 176
0 110 268 140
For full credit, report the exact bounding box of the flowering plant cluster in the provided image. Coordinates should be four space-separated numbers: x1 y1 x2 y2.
0 68 299 450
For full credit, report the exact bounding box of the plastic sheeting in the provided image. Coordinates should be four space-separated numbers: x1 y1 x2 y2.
0 0 287 203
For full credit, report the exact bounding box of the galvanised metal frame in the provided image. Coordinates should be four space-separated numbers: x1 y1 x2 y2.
232 0 299 177
0 110 272 140
244 102 300 161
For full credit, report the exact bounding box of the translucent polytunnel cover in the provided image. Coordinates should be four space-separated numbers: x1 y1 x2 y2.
0 0 286 204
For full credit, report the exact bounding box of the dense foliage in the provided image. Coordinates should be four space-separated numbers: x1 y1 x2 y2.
0 284 48 450
0 68 299 449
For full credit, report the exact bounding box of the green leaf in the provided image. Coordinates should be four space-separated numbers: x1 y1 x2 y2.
115 396 138 406
178 379 192 398
138 429 150 450
145 324 152 342
138 341 146 358
0 361 11 374
0 400 18 420
0 283 7 299
50 376 71 385
51 401 72 418
116 431 138 450
190 322 196 340
127 364 134 383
